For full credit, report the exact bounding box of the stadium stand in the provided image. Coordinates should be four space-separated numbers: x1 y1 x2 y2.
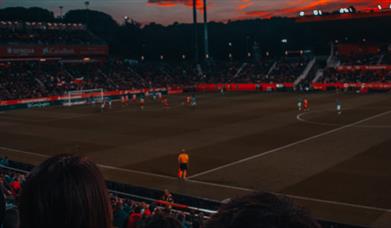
0 21 103 45
318 43 391 83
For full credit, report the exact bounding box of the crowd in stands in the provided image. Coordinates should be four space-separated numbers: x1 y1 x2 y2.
319 68 391 83
267 56 310 83
0 154 320 228
0 21 103 45
0 57 312 100
337 54 382 65
317 49 391 83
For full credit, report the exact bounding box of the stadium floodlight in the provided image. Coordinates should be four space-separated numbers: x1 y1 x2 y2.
340 8 350 14
313 10 322 16
299 11 305 17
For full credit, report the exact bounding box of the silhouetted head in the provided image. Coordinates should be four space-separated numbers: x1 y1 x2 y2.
19 154 112 228
206 192 320 228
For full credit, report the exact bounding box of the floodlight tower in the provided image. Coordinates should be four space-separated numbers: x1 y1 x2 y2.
203 0 209 59
193 0 199 63
59 6 63 19
85 1 90 27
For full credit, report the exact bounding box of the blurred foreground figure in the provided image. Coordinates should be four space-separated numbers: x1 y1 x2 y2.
19 154 112 228
206 192 320 228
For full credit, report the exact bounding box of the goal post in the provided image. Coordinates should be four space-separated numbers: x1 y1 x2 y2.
64 88 104 107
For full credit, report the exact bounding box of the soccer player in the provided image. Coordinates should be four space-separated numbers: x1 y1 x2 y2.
177 149 189 180
220 87 225 96
100 100 105 112
108 98 112 109
297 98 302 111
131 94 137 104
191 94 197 107
121 95 128 106
336 99 342 115
303 98 309 111
162 97 170 109
157 92 163 101
185 96 191 106
139 97 145 110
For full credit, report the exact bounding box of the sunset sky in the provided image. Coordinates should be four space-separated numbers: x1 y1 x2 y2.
0 0 387 24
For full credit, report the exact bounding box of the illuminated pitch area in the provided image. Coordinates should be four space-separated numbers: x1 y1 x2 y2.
0 92 391 226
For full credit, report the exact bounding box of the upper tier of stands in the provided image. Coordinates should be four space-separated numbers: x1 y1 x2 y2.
0 21 104 45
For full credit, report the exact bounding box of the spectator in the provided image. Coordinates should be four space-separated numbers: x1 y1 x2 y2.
127 205 144 228
18 154 112 228
205 192 320 228
0 188 5 226
161 189 174 204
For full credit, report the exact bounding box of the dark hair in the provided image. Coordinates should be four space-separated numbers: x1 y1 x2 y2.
0 188 5 225
19 154 112 228
206 192 320 228
142 214 182 228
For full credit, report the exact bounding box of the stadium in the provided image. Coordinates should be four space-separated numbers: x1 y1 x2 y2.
0 1 390 228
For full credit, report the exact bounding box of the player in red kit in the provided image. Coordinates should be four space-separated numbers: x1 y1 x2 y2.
139 97 145 110
131 94 137 104
303 98 309 111
185 96 191 106
162 97 170 109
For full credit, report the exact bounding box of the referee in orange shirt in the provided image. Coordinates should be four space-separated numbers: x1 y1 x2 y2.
177 149 189 180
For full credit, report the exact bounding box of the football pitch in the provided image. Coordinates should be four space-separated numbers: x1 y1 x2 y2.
0 92 391 227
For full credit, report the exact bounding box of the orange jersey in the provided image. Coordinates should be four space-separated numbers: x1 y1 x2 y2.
178 153 189 164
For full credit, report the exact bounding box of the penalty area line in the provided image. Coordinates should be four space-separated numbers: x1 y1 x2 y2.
188 110 391 179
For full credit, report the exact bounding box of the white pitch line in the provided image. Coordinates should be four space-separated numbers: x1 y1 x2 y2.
186 179 391 213
297 111 391 129
0 145 176 180
98 164 177 180
188 110 391 179
1 145 390 213
0 146 49 158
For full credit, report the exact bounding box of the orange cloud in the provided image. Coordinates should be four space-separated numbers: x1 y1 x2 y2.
148 0 204 9
238 0 254 10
